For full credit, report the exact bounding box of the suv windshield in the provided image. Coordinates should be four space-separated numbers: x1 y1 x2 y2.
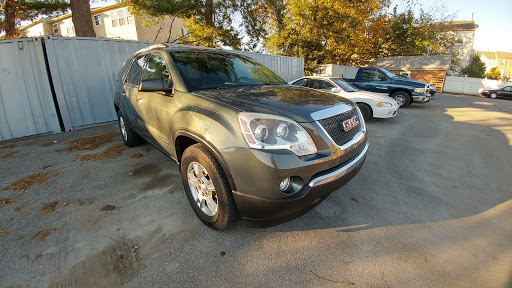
171 52 286 92
331 78 359 92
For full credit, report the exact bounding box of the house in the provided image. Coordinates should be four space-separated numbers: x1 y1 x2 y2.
476 51 512 79
432 20 478 72
373 55 452 92
19 3 185 43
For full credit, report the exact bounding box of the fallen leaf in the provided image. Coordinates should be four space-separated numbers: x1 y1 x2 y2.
131 153 144 158
78 144 127 161
3 172 58 191
0 230 10 237
41 201 59 215
56 132 120 152
33 228 56 241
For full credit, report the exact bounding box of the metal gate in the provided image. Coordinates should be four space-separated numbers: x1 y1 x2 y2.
0 38 61 141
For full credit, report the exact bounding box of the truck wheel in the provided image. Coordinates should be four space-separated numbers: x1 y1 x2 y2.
117 111 143 147
357 103 372 122
391 91 410 108
490 93 497 99
180 144 237 230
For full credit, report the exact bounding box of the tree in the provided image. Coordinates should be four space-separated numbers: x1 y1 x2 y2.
128 0 241 48
0 0 68 39
485 67 501 80
70 0 95 37
460 54 486 78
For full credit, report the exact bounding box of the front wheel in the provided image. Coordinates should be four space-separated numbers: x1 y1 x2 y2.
117 111 143 147
391 91 411 108
180 144 237 230
490 93 497 99
357 103 372 122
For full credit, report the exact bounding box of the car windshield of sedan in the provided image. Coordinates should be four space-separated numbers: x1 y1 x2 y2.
331 78 359 92
171 52 286 91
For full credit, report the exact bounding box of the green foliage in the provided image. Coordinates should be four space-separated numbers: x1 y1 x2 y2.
485 67 501 80
460 54 486 78
0 0 69 38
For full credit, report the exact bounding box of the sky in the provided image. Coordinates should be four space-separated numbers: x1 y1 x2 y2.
391 0 512 53
94 0 511 53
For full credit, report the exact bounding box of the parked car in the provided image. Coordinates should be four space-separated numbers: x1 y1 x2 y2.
343 67 432 108
480 86 512 99
289 76 399 121
114 44 368 230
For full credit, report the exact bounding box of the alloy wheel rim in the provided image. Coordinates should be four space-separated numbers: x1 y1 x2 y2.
187 161 218 216
395 96 405 106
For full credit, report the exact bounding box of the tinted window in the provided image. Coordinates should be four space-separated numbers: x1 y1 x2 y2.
142 54 172 89
291 79 308 87
126 56 145 85
361 69 383 80
309 79 334 90
171 52 286 91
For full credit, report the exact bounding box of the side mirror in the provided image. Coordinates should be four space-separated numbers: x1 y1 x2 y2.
378 75 386 81
331 87 342 93
139 77 172 92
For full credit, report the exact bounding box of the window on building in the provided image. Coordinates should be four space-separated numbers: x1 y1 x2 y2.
501 60 506 65
111 8 131 27
66 25 74 35
94 15 101 26
52 23 59 34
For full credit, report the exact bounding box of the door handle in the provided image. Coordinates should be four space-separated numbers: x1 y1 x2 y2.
136 99 143 103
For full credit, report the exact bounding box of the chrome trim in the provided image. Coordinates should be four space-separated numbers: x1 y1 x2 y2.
314 106 367 151
310 103 353 121
309 142 369 187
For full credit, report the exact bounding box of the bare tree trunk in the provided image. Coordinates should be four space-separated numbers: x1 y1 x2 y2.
70 0 96 37
205 0 214 26
2 0 20 39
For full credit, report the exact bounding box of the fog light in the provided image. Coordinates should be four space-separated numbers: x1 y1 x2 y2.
280 177 290 191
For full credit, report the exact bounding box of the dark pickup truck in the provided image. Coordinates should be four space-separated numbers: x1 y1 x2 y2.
344 67 433 108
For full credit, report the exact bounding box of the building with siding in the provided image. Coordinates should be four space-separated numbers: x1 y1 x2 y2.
432 21 477 73
19 3 185 43
477 51 512 80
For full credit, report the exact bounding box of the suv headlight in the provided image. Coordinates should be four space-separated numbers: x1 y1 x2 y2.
238 113 318 156
414 87 427 93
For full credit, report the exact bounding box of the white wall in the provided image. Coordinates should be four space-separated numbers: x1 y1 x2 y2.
443 76 512 95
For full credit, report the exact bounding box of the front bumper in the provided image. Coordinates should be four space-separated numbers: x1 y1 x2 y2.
373 105 399 118
232 142 368 225
412 95 430 103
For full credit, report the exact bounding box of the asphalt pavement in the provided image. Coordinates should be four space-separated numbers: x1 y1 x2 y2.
0 94 511 288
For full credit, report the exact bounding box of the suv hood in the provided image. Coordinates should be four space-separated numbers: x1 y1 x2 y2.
194 85 354 122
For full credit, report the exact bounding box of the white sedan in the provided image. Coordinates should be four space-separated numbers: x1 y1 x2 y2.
289 76 399 121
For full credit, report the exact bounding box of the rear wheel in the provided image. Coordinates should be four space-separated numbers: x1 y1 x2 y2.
180 144 237 230
391 91 411 108
357 103 372 122
117 111 143 147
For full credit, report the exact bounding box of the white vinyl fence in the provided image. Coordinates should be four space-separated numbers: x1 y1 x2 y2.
443 76 512 95
0 36 304 141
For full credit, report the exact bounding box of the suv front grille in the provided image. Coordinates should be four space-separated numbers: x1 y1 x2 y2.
317 109 361 147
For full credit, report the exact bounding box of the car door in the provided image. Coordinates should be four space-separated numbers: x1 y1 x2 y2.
355 68 388 93
123 55 146 130
499 86 512 98
133 52 177 154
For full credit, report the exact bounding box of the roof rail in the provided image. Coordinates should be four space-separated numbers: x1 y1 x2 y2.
133 43 167 56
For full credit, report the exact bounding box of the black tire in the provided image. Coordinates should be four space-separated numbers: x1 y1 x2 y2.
180 144 237 230
117 111 143 147
391 91 411 108
490 93 497 99
357 103 372 122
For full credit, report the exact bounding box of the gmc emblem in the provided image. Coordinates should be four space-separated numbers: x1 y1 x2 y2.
342 116 359 132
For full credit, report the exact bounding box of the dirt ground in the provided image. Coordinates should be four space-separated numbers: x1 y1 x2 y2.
0 94 511 288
